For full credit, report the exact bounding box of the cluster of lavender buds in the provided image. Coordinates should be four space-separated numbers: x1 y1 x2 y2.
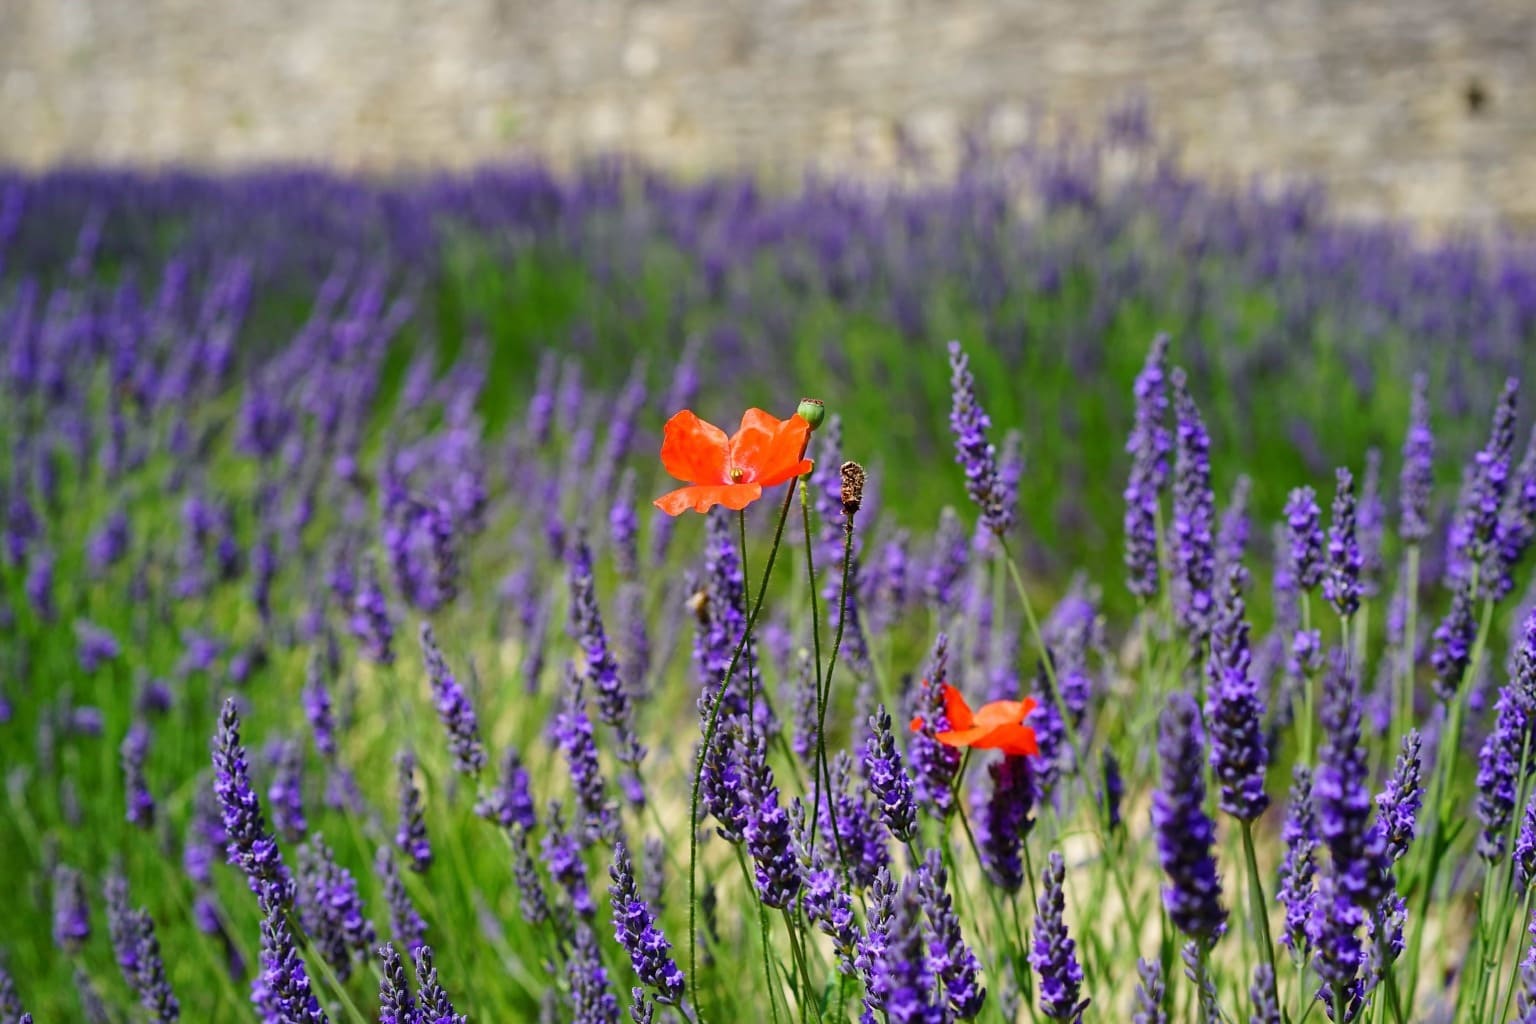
947 340 1014 537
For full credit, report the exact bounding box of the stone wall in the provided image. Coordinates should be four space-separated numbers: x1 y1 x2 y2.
3 0 1533 229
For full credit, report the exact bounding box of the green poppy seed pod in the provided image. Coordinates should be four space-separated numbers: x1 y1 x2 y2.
796 398 826 431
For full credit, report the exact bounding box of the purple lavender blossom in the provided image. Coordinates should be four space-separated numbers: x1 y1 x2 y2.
267 737 306 843
1430 576 1477 698
826 751 889 889
1170 369 1216 650
1315 654 1393 908
1447 378 1519 584
611 468 640 580
1376 731 1423 865
395 750 432 874
1307 868 1365 1023
296 835 375 981
700 717 749 844
1102 750 1124 831
1031 852 1088 1022
350 558 395 666
1124 333 1170 600
694 511 769 732
975 752 1035 892
543 802 595 918
1213 473 1251 589
377 944 418 1024
567 925 619 1024
556 661 616 844
918 849 986 1019
376 845 427 953
908 633 962 817
106 874 180 1022
122 720 157 829
863 704 917 842
414 944 467 1024
863 873 948 1024
301 653 336 760
1325 468 1363 618
741 729 803 910
1518 793 1536 891
476 746 536 832
569 537 645 782
1399 374 1435 544
947 340 1013 536
1286 487 1325 592
510 824 551 926
1205 565 1270 821
51 865 90 953
1485 424 1536 601
924 507 969 613
1131 958 1166 1024
76 620 121 673
250 901 326 1024
212 698 294 907
1250 964 1280 1024
419 622 486 776
1477 686 1530 862
794 803 858 975
609 841 685 1005
1358 449 1386 596
1277 768 1318 954
1152 692 1227 944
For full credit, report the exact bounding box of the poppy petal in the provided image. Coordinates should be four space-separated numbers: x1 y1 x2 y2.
753 415 814 486
973 699 1032 729
660 410 729 485
653 483 763 516
940 683 975 731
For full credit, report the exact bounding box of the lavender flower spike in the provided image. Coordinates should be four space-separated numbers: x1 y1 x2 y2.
610 841 685 1006
947 340 1013 536
1205 565 1270 821
1124 333 1171 600
377 944 417 1024
1277 766 1318 955
1170 368 1216 649
414 945 467 1024
1131 958 1166 1024
864 704 917 842
212 698 294 907
395 750 432 873
296 834 376 981
1286 487 1325 592
1325 467 1363 618
1315 653 1393 908
52 864 90 953
1152 692 1227 944
1476 685 1529 863
1030 852 1088 1022
909 633 962 817
1399 373 1434 544
864 875 949 1024
419 622 486 776
918 849 986 1019
741 729 803 910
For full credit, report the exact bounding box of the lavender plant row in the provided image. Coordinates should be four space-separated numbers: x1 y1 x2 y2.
3 137 1536 1023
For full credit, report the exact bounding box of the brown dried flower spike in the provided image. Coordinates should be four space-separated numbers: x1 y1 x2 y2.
840 461 866 516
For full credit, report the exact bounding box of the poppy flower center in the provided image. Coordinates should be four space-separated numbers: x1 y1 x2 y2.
729 466 749 483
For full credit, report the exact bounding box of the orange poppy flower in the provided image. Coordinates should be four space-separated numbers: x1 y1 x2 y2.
653 408 814 516
911 683 1040 757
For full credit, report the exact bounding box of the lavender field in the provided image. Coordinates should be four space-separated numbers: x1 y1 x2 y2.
3 127 1536 1024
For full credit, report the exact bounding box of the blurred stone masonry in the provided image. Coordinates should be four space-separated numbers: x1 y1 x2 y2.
2 0 1533 230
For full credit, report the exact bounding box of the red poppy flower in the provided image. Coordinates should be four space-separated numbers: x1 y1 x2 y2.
911 684 1039 757
653 408 814 516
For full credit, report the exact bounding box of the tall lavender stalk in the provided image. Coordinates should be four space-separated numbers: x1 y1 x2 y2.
1124 334 1170 601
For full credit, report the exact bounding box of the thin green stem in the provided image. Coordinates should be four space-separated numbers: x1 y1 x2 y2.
1240 821 1283 1022
688 480 800 1009
808 503 857 869
737 849 785 1024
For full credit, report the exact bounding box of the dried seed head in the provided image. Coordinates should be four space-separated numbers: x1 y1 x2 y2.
840 461 866 516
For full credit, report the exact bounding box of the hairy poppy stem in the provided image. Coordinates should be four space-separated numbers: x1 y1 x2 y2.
804 480 853 870
687 478 799 1012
